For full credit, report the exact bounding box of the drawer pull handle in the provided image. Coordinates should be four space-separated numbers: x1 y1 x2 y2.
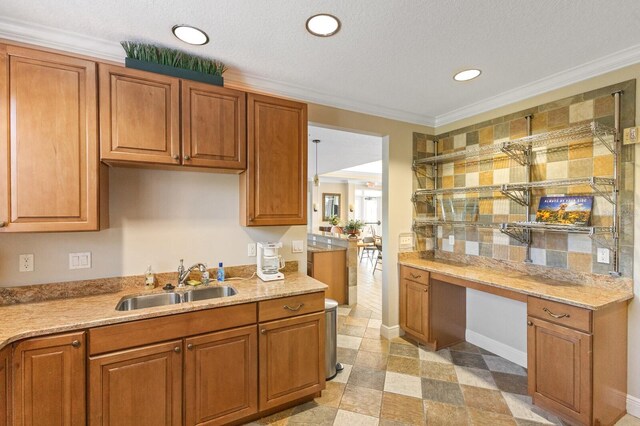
543 307 570 319
187 343 194 350
410 273 422 279
284 303 304 312
174 346 181 353
71 340 81 348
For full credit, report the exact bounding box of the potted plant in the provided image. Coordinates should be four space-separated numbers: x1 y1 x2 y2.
344 219 364 237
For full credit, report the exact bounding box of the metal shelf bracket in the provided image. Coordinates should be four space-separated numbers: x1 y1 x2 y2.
500 142 529 166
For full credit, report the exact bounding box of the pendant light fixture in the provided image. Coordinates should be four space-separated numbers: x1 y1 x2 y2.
313 139 321 186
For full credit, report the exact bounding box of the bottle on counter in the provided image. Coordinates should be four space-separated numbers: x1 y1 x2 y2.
145 265 155 289
201 263 210 286
217 262 225 282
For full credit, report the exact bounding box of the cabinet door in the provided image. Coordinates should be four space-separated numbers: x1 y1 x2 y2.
241 94 307 226
182 80 246 170
0 346 9 426
527 317 592 425
259 312 324 410
99 64 180 165
0 45 100 232
184 325 258 426
399 279 430 343
89 341 182 426
12 332 86 426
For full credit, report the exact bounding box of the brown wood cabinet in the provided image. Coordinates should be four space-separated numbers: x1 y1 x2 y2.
399 275 430 344
0 346 9 426
258 312 325 411
12 331 85 426
307 250 347 304
241 94 307 226
89 340 183 426
0 44 103 232
184 326 258 426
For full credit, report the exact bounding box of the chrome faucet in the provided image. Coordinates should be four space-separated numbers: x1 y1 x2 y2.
177 259 208 288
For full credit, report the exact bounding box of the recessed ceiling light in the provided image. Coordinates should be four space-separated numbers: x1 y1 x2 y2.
306 14 341 37
453 69 482 82
172 25 209 45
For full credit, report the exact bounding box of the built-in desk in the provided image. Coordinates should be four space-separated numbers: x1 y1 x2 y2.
398 258 633 426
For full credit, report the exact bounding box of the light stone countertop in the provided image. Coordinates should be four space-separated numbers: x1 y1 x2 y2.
0 272 326 350
307 244 347 253
399 258 633 310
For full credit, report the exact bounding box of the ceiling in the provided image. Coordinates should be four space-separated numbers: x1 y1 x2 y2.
2 1 640 126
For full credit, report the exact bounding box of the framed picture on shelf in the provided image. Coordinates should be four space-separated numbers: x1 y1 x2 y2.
535 196 594 226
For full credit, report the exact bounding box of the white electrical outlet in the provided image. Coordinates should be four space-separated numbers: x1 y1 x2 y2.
19 254 34 272
327 238 332 245
312 236 316 242
69 252 91 270
247 243 256 257
291 240 304 253
597 248 610 264
399 236 412 246
448 235 455 246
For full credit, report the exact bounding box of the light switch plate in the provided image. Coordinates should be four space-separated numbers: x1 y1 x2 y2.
597 248 610 264
247 243 256 257
69 252 91 270
19 254 34 272
448 235 455 246
291 240 304 253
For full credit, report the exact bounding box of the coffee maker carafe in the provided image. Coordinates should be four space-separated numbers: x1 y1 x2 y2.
257 242 285 282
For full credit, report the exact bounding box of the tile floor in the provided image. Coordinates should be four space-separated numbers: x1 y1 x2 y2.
248 261 640 426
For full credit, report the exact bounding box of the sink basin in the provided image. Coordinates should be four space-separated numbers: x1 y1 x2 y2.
183 286 237 302
115 292 182 311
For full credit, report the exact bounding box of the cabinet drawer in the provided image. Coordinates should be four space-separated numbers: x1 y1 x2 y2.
258 292 324 322
401 266 429 285
89 303 256 355
527 297 591 333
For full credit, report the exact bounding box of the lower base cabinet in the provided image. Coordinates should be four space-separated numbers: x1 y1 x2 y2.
0 347 10 426
89 341 183 426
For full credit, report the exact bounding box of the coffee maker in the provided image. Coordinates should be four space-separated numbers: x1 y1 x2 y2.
257 242 285 282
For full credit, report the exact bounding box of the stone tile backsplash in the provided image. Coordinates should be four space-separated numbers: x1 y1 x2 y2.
412 79 636 277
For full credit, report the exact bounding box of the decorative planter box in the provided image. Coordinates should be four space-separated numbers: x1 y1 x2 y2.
125 58 224 86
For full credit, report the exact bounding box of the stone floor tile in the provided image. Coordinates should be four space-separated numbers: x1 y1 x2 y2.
355 350 388 370
421 378 465 405
368 319 382 329
478 347 497 356
380 392 425 424
383 371 423 398
255 407 295 425
360 338 390 354
386 355 421 376
616 415 640 426
346 316 371 327
492 371 528 395
389 343 419 358
421 360 458 382
454 366 498 390
461 385 511 415
483 355 527 376
339 384 383 417
314 381 345 408
390 336 415 346
424 400 469 425
451 351 489 370
333 409 380 426
501 392 558 425
339 325 367 338
450 341 482 354
467 407 517 426
348 366 386 391
337 307 352 316
337 347 358 365
332 363 352 384
419 347 453 364
288 402 338 425
364 327 384 340
338 335 363 350
349 306 373 318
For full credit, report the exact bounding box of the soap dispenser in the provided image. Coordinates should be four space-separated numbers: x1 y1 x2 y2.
145 265 155 289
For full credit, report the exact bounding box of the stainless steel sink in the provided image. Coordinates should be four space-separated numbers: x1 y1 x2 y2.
115 292 182 311
183 286 237 302
115 286 238 311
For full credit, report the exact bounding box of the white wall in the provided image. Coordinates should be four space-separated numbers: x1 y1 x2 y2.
0 167 307 286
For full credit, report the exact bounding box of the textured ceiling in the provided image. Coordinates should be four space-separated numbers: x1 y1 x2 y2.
2 1 640 125
308 126 382 176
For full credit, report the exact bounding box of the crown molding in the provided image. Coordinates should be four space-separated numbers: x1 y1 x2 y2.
435 43 640 127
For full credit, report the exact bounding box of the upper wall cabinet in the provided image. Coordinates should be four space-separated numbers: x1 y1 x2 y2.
0 44 103 232
241 94 307 226
100 64 246 171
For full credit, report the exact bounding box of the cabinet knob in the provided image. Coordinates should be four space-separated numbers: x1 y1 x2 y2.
187 343 194 350
174 346 181 353
527 321 533 326
71 340 81 348
172 154 180 161
249 216 254 222
184 155 191 161
261 329 267 335
424 288 428 292
0 221 6 228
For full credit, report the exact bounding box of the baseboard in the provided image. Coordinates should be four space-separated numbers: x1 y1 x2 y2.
381 324 400 339
628 394 640 418
465 329 527 367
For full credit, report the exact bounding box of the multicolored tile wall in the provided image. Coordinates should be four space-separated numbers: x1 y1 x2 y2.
413 79 635 277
